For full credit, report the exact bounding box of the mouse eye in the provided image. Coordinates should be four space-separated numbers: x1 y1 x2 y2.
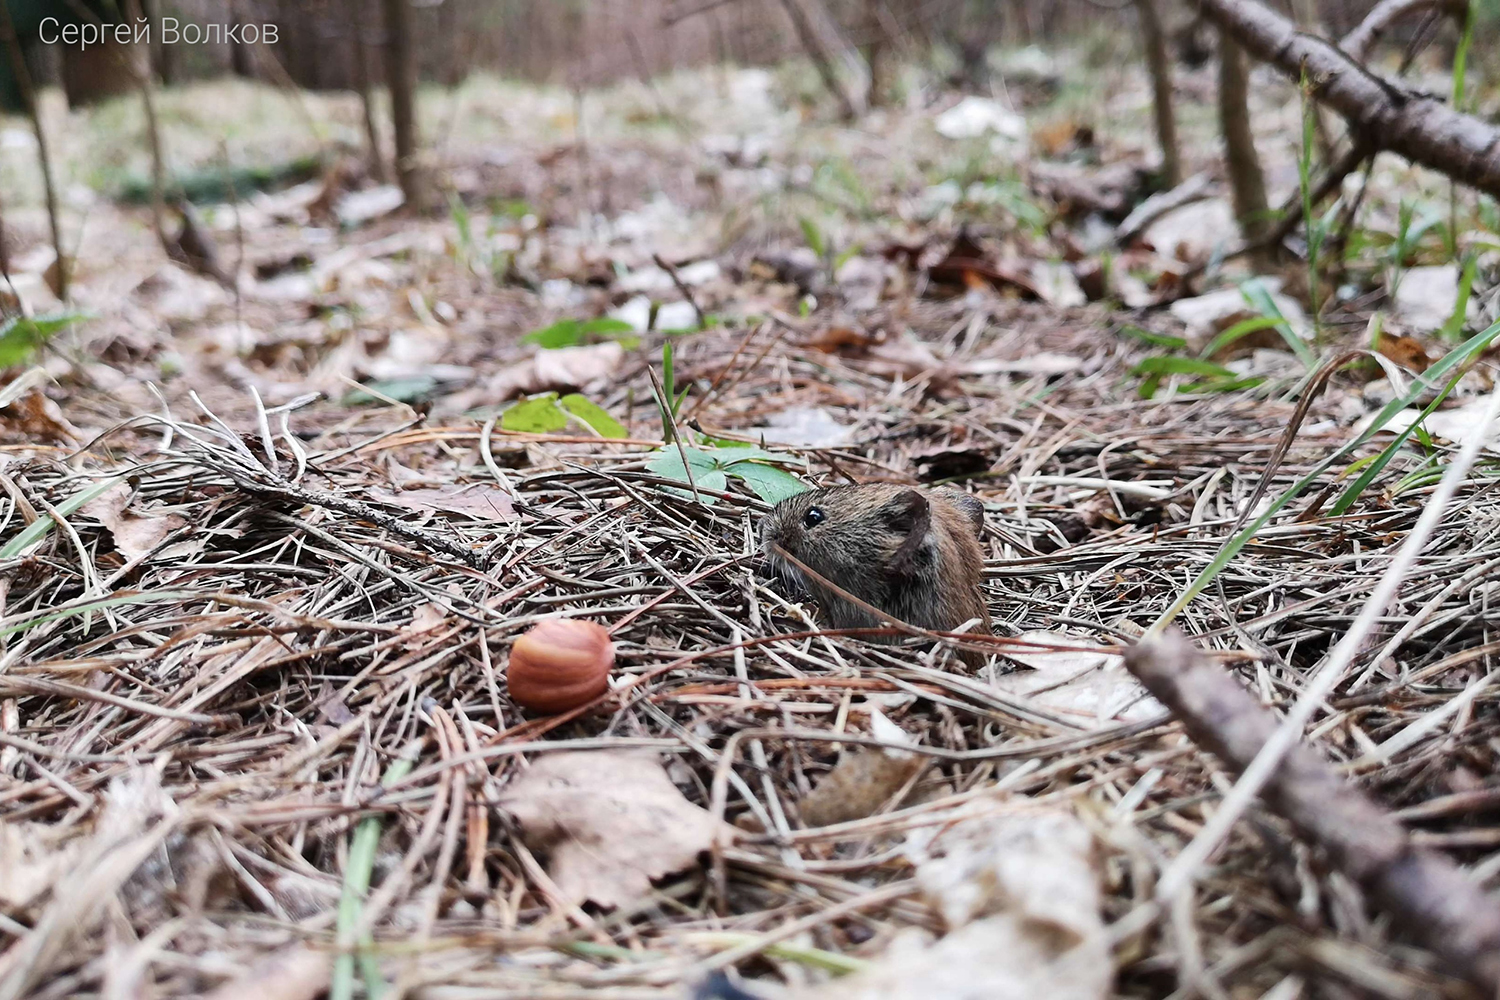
801 507 826 529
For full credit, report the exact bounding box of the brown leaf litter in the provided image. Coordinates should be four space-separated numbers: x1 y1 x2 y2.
498 750 725 910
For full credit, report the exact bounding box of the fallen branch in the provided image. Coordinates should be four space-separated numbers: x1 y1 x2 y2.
1123 631 1500 993
1192 0 1500 198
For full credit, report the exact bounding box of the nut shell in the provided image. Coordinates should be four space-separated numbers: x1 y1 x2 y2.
506 619 615 714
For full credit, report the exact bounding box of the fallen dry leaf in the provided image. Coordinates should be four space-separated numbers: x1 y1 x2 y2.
0 390 80 444
0 821 79 912
1030 160 1151 220
753 406 855 449
498 750 724 909
1394 264 1470 333
314 682 355 725
934 96 1027 142
203 946 332 1000
964 352 1082 377
992 630 1161 725
927 228 1043 299
863 333 944 378
374 484 515 520
485 341 626 401
1376 332 1434 373
1141 197 1238 264
1370 392 1500 452
1170 280 1310 348
406 602 451 635
790 809 1109 1000
81 483 191 563
335 184 405 228
799 710 924 828
805 325 879 353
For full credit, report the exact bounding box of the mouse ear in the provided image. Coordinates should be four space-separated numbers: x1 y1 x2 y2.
937 490 985 538
886 490 932 577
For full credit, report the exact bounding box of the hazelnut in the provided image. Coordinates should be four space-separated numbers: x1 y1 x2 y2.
506 619 615 714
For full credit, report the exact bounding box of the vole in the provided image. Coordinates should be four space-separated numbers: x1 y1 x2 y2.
759 484 992 667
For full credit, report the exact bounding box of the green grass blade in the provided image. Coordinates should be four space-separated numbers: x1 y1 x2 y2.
0 589 203 638
0 477 124 560
1240 280 1317 369
1197 316 1284 360
1439 253 1477 342
1150 317 1500 633
1133 356 1237 378
331 742 422 1000
1327 374 1461 516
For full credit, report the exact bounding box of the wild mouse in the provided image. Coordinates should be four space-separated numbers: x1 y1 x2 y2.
759 484 992 667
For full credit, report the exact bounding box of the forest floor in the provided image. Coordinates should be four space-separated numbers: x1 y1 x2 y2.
2 40 1500 1000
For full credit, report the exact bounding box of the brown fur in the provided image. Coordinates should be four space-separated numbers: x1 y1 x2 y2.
759 484 992 668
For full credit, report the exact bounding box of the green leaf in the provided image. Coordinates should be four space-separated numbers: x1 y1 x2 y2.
580 317 637 336
0 588 201 639
501 393 568 433
0 312 86 369
1133 356 1237 378
647 445 720 480
522 316 640 350
725 461 808 503
331 746 418 1000
1327 371 1459 516
799 216 826 258
646 447 723 503
522 319 584 349
342 375 439 406
558 394 628 439
710 444 806 465
833 242 865 273
448 191 472 250
695 469 729 495
661 341 689 420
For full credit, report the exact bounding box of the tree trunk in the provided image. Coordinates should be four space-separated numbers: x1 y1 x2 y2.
382 0 424 210
1136 0 1182 187
1217 30 1270 243
0 187 9 282
0 0 67 300
143 0 175 85
776 0 858 120
863 0 889 108
1192 0 1500 199
122 0 170 249
230 13 255 79
351 0 387 182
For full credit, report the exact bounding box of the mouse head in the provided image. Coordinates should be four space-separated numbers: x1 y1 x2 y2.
759 484 983 594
